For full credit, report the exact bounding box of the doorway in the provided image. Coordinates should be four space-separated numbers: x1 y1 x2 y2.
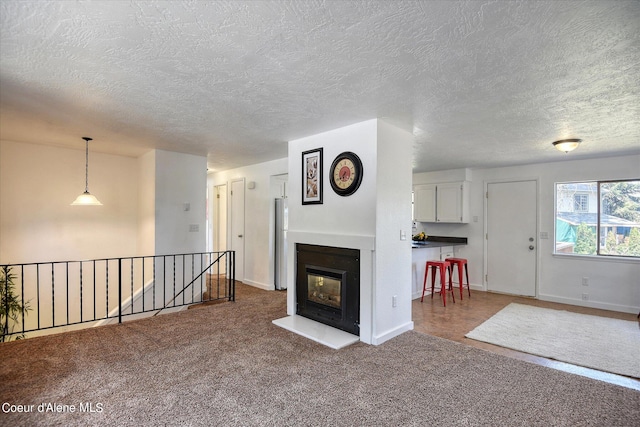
485 179 537 296
213 184 228 273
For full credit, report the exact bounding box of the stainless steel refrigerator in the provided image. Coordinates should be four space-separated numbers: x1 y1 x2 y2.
274 198 288 290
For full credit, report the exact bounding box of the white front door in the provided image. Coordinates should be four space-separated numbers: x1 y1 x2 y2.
486 180 537 296
230 179 245 282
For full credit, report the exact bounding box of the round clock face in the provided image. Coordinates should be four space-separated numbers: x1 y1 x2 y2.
330 152 363 196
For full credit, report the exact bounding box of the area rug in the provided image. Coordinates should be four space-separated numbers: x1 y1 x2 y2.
465 303 640 378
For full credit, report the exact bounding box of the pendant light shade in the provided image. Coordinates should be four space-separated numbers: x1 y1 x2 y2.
71 137 102 206
552 138 582 153
71 191 103 206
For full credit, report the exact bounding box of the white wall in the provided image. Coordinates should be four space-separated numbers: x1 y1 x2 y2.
288 120 378 235
154 150 207 255
0 141 210 338
0 140 138 263
138 150 156 255
414 154 640 314
373 120 414 342
209 158 288 289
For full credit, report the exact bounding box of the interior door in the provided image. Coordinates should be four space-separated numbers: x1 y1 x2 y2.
486 180 537 296
230 179 245 282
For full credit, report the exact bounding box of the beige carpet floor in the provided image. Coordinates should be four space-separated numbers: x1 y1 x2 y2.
1 284 639 426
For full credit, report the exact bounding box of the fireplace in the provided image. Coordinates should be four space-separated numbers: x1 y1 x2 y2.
296 244 360 335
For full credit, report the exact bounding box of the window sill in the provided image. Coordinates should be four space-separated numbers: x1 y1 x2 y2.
552 253 640 264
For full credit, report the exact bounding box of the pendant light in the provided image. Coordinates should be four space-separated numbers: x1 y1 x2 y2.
552 138 582 153
71 137 103 206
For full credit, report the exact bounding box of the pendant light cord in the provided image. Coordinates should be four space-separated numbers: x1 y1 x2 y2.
82 137 92 193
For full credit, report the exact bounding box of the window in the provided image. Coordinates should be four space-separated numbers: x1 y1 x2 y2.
555 179 640 258
573 193 589 212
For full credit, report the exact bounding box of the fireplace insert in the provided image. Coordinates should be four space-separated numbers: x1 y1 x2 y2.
296 244 360 335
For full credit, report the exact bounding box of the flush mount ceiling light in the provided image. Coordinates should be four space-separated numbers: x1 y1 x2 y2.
552 138 582 153
71 137 103 206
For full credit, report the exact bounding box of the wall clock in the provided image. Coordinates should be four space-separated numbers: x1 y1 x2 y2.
329 151 363 196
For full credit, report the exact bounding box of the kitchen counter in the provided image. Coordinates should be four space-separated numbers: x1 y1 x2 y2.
411 236 467 249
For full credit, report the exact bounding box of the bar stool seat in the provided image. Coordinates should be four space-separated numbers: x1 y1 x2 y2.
421 260 455 306
445 257 470 299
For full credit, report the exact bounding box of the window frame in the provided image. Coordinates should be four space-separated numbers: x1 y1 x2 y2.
555 178 640 259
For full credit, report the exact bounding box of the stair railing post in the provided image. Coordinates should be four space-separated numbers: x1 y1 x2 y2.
2 266 9 342
118 258 122 324
231 251 235 302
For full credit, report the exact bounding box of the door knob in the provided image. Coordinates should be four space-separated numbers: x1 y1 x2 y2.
238 234 243 238
529 245 535 250
529 237 534 242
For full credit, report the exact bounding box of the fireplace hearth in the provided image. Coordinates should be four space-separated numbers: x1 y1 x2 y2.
296 244 360 335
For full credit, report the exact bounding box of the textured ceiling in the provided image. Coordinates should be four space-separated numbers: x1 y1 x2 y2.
1 0 639 172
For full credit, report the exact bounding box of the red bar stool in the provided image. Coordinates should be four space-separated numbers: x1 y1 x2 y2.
421 260 454 306
445 257 470 299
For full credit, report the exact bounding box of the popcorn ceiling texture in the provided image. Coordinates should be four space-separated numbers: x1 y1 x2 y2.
1 0 639 171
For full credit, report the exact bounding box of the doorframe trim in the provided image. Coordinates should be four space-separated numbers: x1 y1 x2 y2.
483 177 540 297
212 183 227 253
229 178 246 282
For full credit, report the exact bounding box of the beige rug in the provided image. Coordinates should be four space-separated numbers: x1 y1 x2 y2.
465 303 640 378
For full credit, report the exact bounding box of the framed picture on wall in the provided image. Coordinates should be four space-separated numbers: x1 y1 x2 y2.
302 148 323 205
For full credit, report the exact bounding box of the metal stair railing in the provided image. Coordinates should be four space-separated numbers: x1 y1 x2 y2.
0 251 235 341
154 251 234 316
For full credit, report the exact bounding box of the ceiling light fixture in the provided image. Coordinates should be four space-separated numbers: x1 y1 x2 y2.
71 137 103 206
552 138 582 153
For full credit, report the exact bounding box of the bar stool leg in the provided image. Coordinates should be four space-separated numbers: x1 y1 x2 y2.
431 266 437 299
440 265 447 307
457 262 464 299
464 263 471 298
421 265 428 302
445 265 455 306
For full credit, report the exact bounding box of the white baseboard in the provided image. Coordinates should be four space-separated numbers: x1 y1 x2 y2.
241 279 275 291
538 294 639 314
412 284 482 300
371 321 414 345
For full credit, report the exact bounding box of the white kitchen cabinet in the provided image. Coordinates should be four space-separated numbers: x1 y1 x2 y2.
413 184 436 222
439 246 454 260
413 181 469 223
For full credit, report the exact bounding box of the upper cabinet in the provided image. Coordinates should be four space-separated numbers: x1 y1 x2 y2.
413 184 437 222
414 181 469 223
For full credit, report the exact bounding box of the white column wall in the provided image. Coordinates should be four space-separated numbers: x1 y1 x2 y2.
288 120 378 234
287 119 414 345
373 120 414 343
154 150 207 255
137 150 156 256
